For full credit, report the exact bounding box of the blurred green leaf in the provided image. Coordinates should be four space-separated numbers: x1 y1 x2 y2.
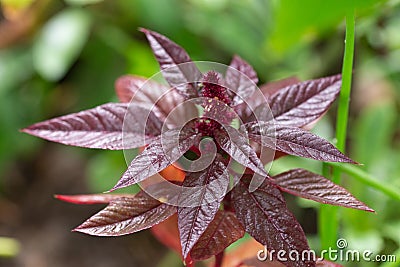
33 8 92 81
269 0 385 53
0 48 33 95
157 250 182 267
65 0 103 5
343 230 383 253
86 150 140 194
0 0 33 9
383 221 400 245
0 237 20 258
353 103 397 167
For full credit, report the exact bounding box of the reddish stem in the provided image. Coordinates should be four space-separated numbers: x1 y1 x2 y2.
185 255 194 267
214 251 224 267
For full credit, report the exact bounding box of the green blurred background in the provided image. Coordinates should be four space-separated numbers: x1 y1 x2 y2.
0 0 399 266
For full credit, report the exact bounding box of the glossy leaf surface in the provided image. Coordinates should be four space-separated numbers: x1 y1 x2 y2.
22 103 162 150
178 157 230 259
248 122 355 163
191 210 245 260
225 55 258 106
74 191 176 236
233 177 314 267
141 28 202 99
271 169 373 211
215 126 268 176
265 75 342 127
111 127 201 190
259 76 300 98
115 75 198 127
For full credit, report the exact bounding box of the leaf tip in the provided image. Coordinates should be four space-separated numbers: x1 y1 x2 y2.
367 208 376 213
232 54 242 61
55 194 75 203
20 127 34 135
104 183 121 193
72 227 84 233
138 27 149 34
103 189 114 194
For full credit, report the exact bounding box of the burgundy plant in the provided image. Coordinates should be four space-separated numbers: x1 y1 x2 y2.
22 29 373 267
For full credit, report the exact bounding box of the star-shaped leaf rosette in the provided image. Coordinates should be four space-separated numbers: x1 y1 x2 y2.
22 29 373 267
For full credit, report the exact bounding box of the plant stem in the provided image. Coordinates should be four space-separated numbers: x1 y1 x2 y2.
335 12 355 156
318 164 337 251
328 162 400 202
319 9 355 252
215 251 224 267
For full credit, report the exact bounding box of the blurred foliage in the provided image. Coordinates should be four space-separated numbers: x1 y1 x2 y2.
0 237 20 258
33 8 92 81
0 0 399 266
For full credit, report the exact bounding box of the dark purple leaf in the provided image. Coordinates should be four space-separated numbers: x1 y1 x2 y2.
115 75 198 127
233 177 315 267
214 126 268 176
190 210 245 261
177 156 230 259
21 103 162 150
237 77 300 124
74 191 176 236
259 76 300 98
55 194 130 205
110 127 201 191
247 122 356 163
141 28 202 99
271 169 374 212
258 75 341 127
225 55 258 106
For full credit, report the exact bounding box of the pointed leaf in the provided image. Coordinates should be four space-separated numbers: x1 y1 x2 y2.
55 194 130 205
115 74 173 105
22 103 162 150
263 75 342 127
271 169 373 211
141 28 202 99
248 122 356 163
233 177 315 267
215 126 268 176
74 191 176 236
238 77 300 124
177 157 230 259
111 126 201 191
225 55 258 105
191 210 245 261
115 75 198 127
